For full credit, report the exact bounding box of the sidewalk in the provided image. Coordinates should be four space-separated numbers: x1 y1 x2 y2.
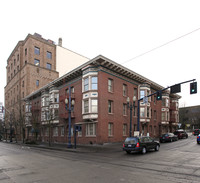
1 140 123 153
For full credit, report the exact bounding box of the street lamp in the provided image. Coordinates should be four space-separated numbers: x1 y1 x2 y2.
127 96 136 137
65 86 75 148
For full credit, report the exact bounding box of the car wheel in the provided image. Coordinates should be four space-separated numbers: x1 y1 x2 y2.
142 147 147 154
155 145 159 151
126 151 131 154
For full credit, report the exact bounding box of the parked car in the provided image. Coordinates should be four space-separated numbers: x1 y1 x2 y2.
174 129 188 139
160 133 178 143
197 135 200 144
123 136 160 154
193 129 200 136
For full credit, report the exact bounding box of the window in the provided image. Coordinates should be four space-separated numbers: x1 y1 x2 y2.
154 110 157 120
123 84 127 96
147 107 150 118
134 88 137 98
78 125 82 137
34 47 40 55
162 98 166 106
25 48 27 56
123 103 127 115
54 109 59 120
91 76 98 90
14 59 16 66
17 66 19 71
36 80 39 86
86 123 96 136
61 127 64 136
108 123 113 136
22 80 24 87
91 99 98 113
53 127 58 136
84 77 89 91
46 63 52 70
71 87 74 93
17 54 19 61
140 107 145 117
108 79 113 92
47 51 52 59
34 59 40 66
54 93 59 103
84 100 89 113
46 127 49 136
166 98 169 107
140 90 145 99
108 100 113 114
162 112 166 121
123 124 127 136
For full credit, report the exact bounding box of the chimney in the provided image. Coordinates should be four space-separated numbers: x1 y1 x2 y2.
58 38 62 46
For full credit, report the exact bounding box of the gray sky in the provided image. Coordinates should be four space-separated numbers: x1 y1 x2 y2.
1 0 199 107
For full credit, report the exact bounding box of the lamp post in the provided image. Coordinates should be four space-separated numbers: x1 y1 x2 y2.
65 86 75 148
127 96 136 137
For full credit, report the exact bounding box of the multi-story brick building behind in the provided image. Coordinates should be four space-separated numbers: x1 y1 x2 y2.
24 55 180 145
4 33 89 139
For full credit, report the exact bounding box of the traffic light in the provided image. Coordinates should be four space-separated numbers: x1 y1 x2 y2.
190 82 197 94
156 91 162 100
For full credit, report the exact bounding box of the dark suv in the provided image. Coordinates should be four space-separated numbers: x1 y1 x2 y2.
174 130 188 139
123 136 160 154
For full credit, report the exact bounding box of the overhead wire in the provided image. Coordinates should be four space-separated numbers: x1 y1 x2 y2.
121 27 200 65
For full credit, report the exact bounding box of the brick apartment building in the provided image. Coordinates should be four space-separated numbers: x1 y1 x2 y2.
24 55 180 145
4 33 89 140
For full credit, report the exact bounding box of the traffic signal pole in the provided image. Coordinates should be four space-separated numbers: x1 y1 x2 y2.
136 79 196 134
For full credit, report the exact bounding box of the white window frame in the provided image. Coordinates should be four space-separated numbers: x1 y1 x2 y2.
84 100 89 113
108 79 113 92
53 127 58 136
123 124 127 136
86 123 96 136
91 76 98 90
84 77 89 92
108 123 113 136
140 107 145 117
91 99 98 113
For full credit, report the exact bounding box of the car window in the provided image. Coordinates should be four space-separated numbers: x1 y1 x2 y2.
143 137 149 142
148 137 154 142
125 138 137 144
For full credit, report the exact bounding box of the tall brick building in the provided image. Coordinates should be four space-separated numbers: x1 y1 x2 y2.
4 33 89 139
24 55 180 145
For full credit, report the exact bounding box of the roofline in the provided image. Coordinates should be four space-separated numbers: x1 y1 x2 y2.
7 33 56 62
24 55 181 100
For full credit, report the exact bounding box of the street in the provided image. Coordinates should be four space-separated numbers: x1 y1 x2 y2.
0 135 200 183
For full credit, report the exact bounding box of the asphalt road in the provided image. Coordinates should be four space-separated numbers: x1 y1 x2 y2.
0 135 200 183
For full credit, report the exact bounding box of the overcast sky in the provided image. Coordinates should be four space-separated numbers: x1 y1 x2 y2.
1 0 199 107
